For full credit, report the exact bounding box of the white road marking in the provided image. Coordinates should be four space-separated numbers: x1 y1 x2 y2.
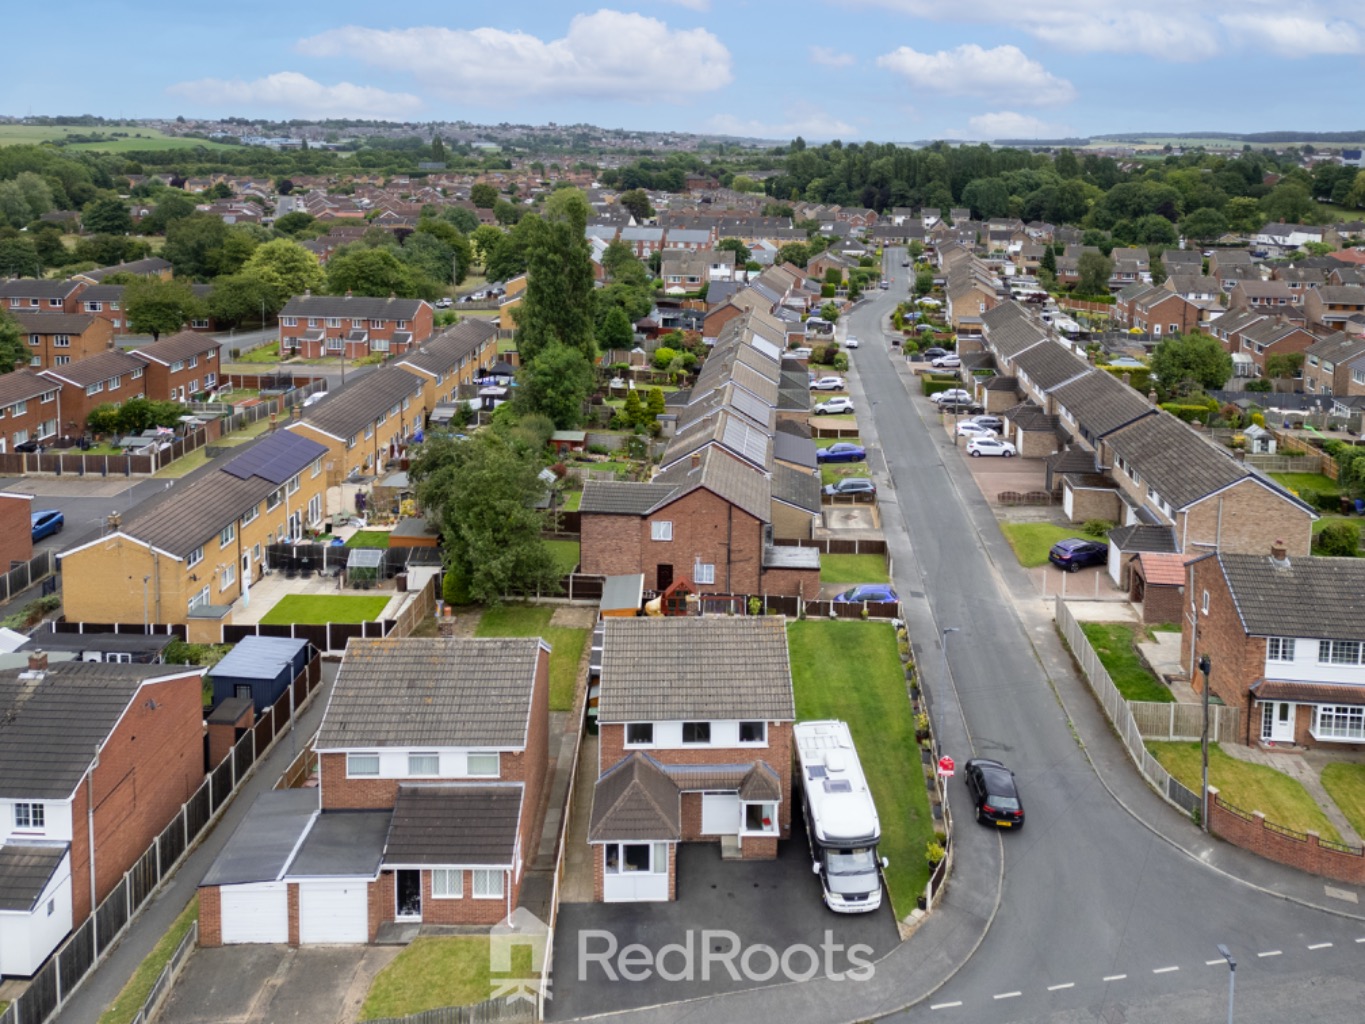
1153 966 1179 974
1357 937 1365 943
1258 950 1282 958
1103 974 1127 982
1308 943 1333 950
994 992 1022 1000
930 1002 962 1010
1047 983 1075 991
1205 959 1226 966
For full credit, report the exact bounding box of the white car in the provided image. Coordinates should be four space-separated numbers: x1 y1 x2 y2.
967 437 1017 458
955 421 997 438
811 376 847 391
844 336 859 349
931 389 972 405
815 397 854 415
790 347 814 359
931 353 961 368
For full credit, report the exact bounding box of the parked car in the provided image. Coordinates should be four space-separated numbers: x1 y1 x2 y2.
966 437 1017 457
814 397 855 415
1048 538 1109 572
963 415 1004 432
938 397 983 414
921 346 949 361
823 477 876 498
901 259 911 267
811 376 847 391
31 509 64 542
833 584 899 603
955 421 998 439
790 347 814 359
14 440 43 453
930 389 972 405
844 336 860 349
964 758 1024 828
879 280 890 289
817 442 867 463
931 353 961 368
435 297 453 308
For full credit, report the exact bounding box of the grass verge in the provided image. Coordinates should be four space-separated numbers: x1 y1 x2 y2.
1148 742 1342 842
97 900 198 1024
1079 623 1173 703
1320 762 1365 840
260 594 391 625
361 937 497 1019
1000 522 1086 567
821 463 870 486
475 604 587 711
820 553 890 584
789 620 933 916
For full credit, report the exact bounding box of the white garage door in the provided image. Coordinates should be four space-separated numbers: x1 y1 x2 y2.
700 793 741 835
298 880 369 944
220 883 288 944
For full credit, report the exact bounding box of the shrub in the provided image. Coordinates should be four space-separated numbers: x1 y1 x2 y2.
651 346 678 370
587 442 609 455
1243 379 1273 393
1082 519 1115 538
1316 520 1361 557
832 353 849 372
821 283 836 298
926 841 946 867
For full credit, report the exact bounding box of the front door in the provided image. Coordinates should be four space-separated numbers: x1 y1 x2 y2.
656 563 674 591
1261 702 1295 744
395 870 422 920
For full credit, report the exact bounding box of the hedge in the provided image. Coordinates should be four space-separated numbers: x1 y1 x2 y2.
1099 364 1152 395
922 378 963 397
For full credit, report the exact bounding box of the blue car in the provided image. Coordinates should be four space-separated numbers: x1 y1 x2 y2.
31 509 64 542
833 584 899 603
816 442 867 464
1048 538 1107 572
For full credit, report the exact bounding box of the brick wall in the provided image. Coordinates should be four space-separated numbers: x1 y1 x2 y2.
759 566 820 600
371 871 393 941
287 883 300 946
0 493 32 568
55 372 147 436
1209 791 1365 884
1066 485 1122 524
1135 579 1184 626
1182 557 1259 745
1016 429 1059 459
580 514 642 580
1179 479 1313 557
644 491 763 594
198 886 222 947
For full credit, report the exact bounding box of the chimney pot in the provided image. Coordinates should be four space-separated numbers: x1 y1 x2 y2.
28 650 47 672
1271 539 1289 565
1148 387 1159 405
690 452 701 469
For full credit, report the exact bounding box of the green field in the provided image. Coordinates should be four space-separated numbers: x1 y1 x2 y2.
0 124 242 152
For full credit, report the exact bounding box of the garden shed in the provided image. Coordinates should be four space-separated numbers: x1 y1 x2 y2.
209 635 312 713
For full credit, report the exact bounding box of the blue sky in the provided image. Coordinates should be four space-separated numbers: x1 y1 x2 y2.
8 1 1365 142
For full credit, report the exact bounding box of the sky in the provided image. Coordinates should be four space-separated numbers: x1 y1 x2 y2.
7 1 1365 143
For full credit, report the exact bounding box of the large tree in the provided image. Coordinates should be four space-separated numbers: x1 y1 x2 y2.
470 183 499 209
514 188 596 363
0 237 41 278
715 237 751 266
1075 251 1113 295
1179 207 1228 244
1149 333 1233 397
163 213 230 279
82 197 133 235
599 305 635 350
239 238 325 298
0 311 28 373
516 342 595 428
777 242 810 268
617 188 653 222
209 273 283 327
409 430 561 604
326 246 417 297
124 276 206 340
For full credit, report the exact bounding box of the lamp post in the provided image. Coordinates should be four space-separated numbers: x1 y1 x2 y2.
1216 944 1236 1024
1200 653 1213 830
941 626 960 687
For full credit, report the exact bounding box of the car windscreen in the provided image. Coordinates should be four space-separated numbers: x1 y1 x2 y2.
827 848 877 875
985 792 1020 810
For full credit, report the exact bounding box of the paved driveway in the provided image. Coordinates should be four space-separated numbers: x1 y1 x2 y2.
547 806 898 1021
157 944 399 1024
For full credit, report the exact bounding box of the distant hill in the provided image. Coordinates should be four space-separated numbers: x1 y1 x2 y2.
1090 131 1365 145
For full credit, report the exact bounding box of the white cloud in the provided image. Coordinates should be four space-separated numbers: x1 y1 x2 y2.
1220 13 1363 55
709 105 858 141
810 45 857 68
299 10 732 103
876 44 1074 105
167 72 421 118
964 111 1066 140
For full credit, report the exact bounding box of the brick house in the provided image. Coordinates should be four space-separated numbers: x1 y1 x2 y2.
1127 288 1207 338
0 658 206 976
58 430 329 635
131 331 222 402
199 636 550 944
0 279 86 315
1229 280 1302 313
71 257 173 285
0 371 61 452
1302 334 1365 395
1303 285 1365 333
393 319 498 416
0 491 33 568
39 351 147 437
589 617 795 902
14 312 115 371
286 365 425 487
278 294 433 359
1183 547 1365 750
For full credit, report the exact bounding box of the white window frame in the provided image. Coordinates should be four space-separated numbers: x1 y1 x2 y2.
651 521 673 541
220 523 235 547
14 802 45 830
1318 640 1363 666
408 752 440 776
220 562 235 591
738 721 767 745
1267 637 1295 663
431 869 463 898
681 721 711 744
1313 704 1365 742
694 562 716 585
347 752 380 777
188 546 204 568
472 869 504 899
242 504 259 526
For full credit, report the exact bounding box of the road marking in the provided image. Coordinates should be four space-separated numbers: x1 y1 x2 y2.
1258 950 1282 958
1357 937 1365 944
1047 982 1075 991
1153 966 1179 974
1308 943 1333 950
1205 959 1226 966
1103 974 1127 982
930 1002 962 1010
993 992 1021 1000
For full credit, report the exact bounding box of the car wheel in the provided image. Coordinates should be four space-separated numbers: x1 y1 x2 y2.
970 451 980 457
1003 451 1013 458
1068 561 1081 573
55 522 62 533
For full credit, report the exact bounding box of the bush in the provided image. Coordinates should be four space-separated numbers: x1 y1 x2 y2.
832 353 849 372
821 283 836 298
1082 519 1115 538
1316 520 1361 557
1243 379 1273 393
1160 402 1215 423
587 442 609 455
651 346 678 370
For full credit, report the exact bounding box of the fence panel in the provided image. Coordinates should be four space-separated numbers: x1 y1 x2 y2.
17 960 58 1024
57 918 95 1001
232 730 256 783
185 779 211 840
210 757 233 813
158 812 186 876
252 709 276 753
127 845 159 911
1129 701 1240 742
95 881 129 952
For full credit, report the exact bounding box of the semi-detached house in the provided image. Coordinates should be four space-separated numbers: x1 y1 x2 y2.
279 295 433 360
0 372 61 452
39 350 147 437
14 312 114 371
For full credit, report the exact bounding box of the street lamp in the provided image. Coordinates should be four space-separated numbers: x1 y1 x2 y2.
941 626 960 688
1216 944 1236 1024
1200 653 1213 830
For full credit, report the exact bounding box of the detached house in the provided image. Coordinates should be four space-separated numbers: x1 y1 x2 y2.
278 295 433 359
199 637 549 943
589 617 795 902
1304 285 1365 333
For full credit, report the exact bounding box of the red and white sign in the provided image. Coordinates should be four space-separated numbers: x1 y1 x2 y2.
937 755 955 778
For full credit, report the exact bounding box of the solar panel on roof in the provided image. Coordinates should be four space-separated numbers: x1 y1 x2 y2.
221 431 325 484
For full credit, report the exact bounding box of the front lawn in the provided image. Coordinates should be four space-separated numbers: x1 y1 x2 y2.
475 604 587 712
820 553 890 584
789 620 933 916
361 937 497 1019
1000 522 1088 568
1320 762 1365 840
345 530 392 549
260 594 390 625
544 538 580 575
814 436 861 448
1079 623 1173 703
821 463 870 486
98 900 198 1024
1148 742 1342 841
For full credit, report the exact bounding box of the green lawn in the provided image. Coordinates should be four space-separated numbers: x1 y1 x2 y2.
814 436 861 448
1148 742 1342 841
1000 522 1088 568
260 595 391 625
475 604 587 711
153 416 275 479
1079 623 1173 703
789 621 933 916
233 341 282 364
559 490 582 512
821 463 870 486
1320 763 1365 840
98 900 198 1024
810 412 857 424
0 124 243 152
1270 472 1341 496
361 937 499 1019
345 530 392 549
820 553 890 584
1314 515 1354 535
545 538 580 574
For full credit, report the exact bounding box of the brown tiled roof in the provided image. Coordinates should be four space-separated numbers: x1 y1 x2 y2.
1218 551 1365 640
12 312 101 335
1134 551 1195 586
589 753 681 842
0 371 55 408
40 350 144 389
383 785 522 866
1251 680 1365 705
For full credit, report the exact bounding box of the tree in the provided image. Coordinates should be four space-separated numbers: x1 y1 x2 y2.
0 237 41 278
1264 351 1304 383
599 305 635 350
1040 246 1057 276
326 246 415 297
240 238 325 298
206 182 233 201
716 237 751 266
209 273 282 327
0 311 28 374
431 136 446 161
1179 207 1228 244
409 430 561 604
819 301 840 322
273 211 317 237
1149 333 1233 397
82 197 132 235
601 240 647 285
276 178 295 195
470 183 499 209
914 267 934 296
163 214 229 279
124 276 206 340
1261 182 1314 225
1075 251 1113 295
777 242 810 268
471 224 504 269
1223 197 1263 234
617 188 653 222
622 388 644 428
731 175 760 193
1316 520 1360 558
646 387 666 421
514 189 596 363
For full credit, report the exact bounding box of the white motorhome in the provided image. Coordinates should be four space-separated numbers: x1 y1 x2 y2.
794 720 886 913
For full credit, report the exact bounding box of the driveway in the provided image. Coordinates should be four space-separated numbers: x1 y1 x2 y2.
157 944 399 1024
546 804 898 1021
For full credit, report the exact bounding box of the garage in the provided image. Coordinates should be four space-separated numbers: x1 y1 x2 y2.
700 792 741 835
298 880 370 944
220 883 288 944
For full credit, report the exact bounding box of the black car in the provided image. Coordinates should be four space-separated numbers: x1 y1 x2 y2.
920 346 950 362
1048 538 1108 572
964 758 1024 828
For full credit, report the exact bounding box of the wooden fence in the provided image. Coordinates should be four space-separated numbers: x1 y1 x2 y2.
772 537 888 555
1129 700 1240 743
0 550 57 605
363 1001 533 1024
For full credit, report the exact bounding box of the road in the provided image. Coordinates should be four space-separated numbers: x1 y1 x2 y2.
846 250 1365 1022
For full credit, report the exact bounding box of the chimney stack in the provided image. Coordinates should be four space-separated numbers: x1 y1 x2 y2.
1122 372 1132 387
691 452 701 470
1270 539 1290 567
1148 387 1159 406
438 605 457 639
1087 349 1097 365
28 650 47 672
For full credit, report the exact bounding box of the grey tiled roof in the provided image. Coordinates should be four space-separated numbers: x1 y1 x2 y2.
40 350 144 389
772 431 817 470
771 462 821 513
589 753 681 842
291 365 424 440
12 312 101 336
1105 412 1248 510
649 445 770 522
1108 524 1177 553
280 294 426 321
0 279 83 299
383 785 523 866
0 662 204 800
1014 341 1088 391
397 319 496 376
317 637 545 749
599 617 794 722
981 302 1048 358
1050 372 1155 439
580 480 678 515
0 843 70 912
1218 551 1365 640
0 370 55 408
131 330 220 365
